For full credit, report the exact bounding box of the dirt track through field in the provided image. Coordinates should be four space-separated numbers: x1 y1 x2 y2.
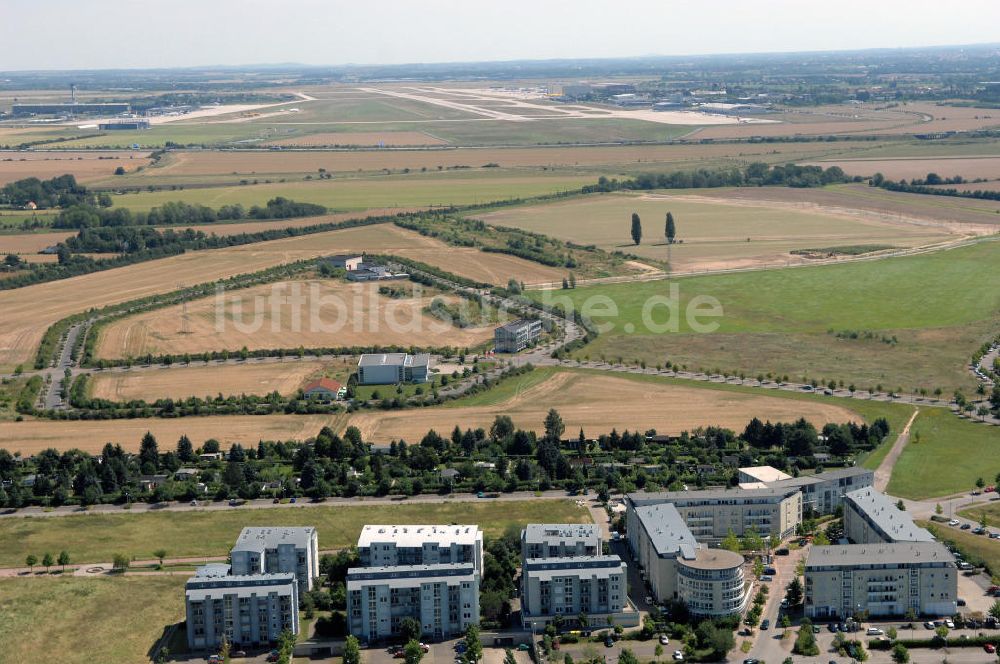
346 371 860 442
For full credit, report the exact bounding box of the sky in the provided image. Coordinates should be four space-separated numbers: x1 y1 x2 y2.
3 0 1000 71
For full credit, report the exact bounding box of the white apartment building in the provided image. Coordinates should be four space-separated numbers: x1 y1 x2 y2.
805 542 957 619
520 556 638 629
347 563 480 641
843 488 934 545
356 524 484 575
627 486 803 543
521 523 602 559
230 527 320 595
185 564 299 650
628 502 749 616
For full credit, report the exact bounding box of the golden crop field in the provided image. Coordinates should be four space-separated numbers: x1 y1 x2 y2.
0 223 558 372
476 190 959 272
0 231 74 255
93 279 494 359
86 360 335 400
0 150 150 184
807 156 1000 181
347 371 861 443
0 412 347 456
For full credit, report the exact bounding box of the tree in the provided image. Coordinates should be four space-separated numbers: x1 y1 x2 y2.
896 499 906 511
890 643 909 664
721 529 741 552
989 599 1000 620
741 526 764 553
977 477 986 489
138 431 159 472
42 552 53 573
503 650 517 664
343 635 361 664
112 553 130 573
114 166 126 176
617 649 640 664
935 503 943 515
812 531 830 546
793 619 819 656
404 640 424 664
25 554 37 573
58 550 70 572
543 408 565 442
630 212 642 246
4 253 22 268
400 617 421 643
153 548 167 568
665 212 676 244
785 578 804 606
464 624 483 663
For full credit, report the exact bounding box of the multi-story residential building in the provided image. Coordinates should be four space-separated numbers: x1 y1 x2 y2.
494 319 542 353
230 527 320 594
627 502 749 616
346 563 480 641
520 556 637 628
768 467 874 515
356 524 484 575
626 486 803 543
185 564 299 650
804 542 957 619
842 488 934 544
738 466 874 515
521 523 602 559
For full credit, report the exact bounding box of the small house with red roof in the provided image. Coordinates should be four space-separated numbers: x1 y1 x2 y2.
302 377 343 401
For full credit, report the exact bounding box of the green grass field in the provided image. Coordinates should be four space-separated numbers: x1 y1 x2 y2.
958 502 1000 528
533 239 1000 394
887 408 1000 500
920 521 1000 581
474 191 952 270
0 575 186 664
110 170 595 211
0 499 589 568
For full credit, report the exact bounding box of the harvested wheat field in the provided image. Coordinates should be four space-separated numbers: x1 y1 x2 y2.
0 413 346 456
266 131 448 146
162 207 420 236
347 371 860 443
807 156 1000 181
86 360 336 400
0 223 557 371
93 279 494 359
0 151 150 184
0 230 74 255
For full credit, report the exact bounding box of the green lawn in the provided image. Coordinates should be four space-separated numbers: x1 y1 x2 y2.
0 499 590 568
0 575 186 664
532 239 1000 394
920 521 1000 581
888 408 1000 499
110 170 595 211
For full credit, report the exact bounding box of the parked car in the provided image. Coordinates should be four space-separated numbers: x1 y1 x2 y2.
960 523 972 530
672 651 684 661
233 652 247 659
957 598 967 606
985 644 996 654
948 519 960 526
761 619 770 630
867 628 884 636
659 635 669 645
517 644 530 651
812 625 821 634
604 636 615 648
764 567 777 575
760 575 773 582
944 619 955 629
776 548 790 556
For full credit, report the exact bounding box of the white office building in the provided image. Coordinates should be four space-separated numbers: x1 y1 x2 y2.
843 488 934 544
347 563 480 641
357 353 432 385
520 556 637 628
230 527 320 594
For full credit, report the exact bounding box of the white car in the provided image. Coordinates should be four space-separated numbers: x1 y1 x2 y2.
866 627 884 636
944 619 955 629
659 635 669 645
672 651 684 661
948 519 960 526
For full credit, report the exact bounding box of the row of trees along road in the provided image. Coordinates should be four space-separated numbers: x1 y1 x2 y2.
630 212 677 246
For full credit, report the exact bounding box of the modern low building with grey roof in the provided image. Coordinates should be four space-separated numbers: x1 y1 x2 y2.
805 542 957 619
231 527 319 594
762 466 874 515
357 353 432 384
521 523 602 559
185 564 299 650
843 488 933 544
347 563 479 641
494 318 542 353
356 524 484 575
